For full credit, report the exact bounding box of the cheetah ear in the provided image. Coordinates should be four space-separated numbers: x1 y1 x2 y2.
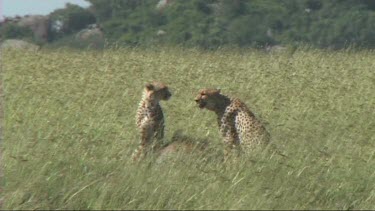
216 88 221 94
145 83 154 90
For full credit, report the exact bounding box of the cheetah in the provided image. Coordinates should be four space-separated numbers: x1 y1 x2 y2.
132 82 172 161
155 130 210 163
194 88 270 160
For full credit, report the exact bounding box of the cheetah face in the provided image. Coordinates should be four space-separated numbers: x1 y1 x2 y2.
194 88 221 110
146 82 172 101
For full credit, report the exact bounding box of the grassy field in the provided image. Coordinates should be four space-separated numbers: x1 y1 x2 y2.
1 47 374 210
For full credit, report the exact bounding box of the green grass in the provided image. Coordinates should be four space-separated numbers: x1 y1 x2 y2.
1 47 374 210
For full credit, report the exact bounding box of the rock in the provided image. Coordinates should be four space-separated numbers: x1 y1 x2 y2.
156 30 166 36
76 28 103 41
16 15 50 41
265 45 287 53
156 0 172 11
0 39 39 51
75 27 104 49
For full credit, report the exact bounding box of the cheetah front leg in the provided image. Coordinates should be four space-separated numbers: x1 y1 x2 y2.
132 124 153 161
220 124 239 162
222 130 242 162
220 112 241 162
223 134 234 162
153 121 165 151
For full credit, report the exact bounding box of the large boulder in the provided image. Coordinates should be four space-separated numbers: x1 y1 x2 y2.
265 45 287 53
156 0 173 12
16 15 50 41
75 25 104 49
76 27 103 41
0 39 39 51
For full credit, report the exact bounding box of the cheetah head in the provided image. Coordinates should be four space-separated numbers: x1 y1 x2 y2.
145 82 172 101
194 88 221 111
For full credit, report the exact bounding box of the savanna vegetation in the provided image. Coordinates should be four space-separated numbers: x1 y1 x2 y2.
1 47 374 209
2 0 375 49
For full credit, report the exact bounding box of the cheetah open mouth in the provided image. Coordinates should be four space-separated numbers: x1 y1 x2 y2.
164 92 172 100
197 101 206 109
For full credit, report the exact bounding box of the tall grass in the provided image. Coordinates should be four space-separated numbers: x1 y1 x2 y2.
1 47 374 209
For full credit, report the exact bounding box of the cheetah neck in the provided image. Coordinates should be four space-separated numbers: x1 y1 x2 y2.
213 94 231 117
140 90 159 110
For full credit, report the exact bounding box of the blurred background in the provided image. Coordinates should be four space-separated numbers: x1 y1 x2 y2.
1 0 375 50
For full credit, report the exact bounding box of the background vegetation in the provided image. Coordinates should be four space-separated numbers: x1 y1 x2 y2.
1 1 374 210
1 47 374 209
2 0 375 49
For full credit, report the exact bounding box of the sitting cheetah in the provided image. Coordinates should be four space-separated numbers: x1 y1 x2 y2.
194 88 270 160
132 82 172 161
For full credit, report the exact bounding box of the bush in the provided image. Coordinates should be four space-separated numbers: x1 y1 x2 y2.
0 23 34 40
49 3 96 40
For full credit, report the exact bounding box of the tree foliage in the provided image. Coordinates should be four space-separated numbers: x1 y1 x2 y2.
0 23 34 40
84 0 375 49
2 0 375 49
49 3 96 40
